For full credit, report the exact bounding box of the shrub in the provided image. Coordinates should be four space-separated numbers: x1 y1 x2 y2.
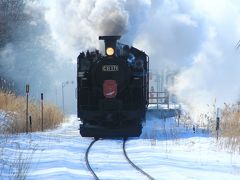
219 103 240 152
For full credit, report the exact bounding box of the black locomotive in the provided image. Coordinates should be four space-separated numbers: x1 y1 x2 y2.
77 36 149 138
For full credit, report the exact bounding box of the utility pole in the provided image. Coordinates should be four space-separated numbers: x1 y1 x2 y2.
62 81 74 114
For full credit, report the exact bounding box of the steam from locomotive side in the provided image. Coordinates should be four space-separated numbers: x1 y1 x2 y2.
45 0 240 117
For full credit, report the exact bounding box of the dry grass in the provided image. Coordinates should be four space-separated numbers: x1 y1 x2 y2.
0 130 37 179
0 91 64 134
173 103 240 153
219 103 240 152
0 91 64 178
0 138 37 179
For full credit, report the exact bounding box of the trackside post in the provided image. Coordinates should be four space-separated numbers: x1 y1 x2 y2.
26 84 30 134
29 115 32 132
216 108 220 140
41 93 44 131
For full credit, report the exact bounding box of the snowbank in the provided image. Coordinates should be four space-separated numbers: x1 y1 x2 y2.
1 115 240 179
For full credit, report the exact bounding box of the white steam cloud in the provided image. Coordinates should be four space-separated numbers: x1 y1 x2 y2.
43 0 149 113
44 0 240 116
173 0 240 119
131 0 240 120
1 0 239 116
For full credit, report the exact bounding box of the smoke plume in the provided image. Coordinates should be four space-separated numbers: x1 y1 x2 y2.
42 0 150 113
1 0 240 117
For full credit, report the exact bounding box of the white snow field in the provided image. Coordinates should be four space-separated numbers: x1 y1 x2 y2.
1 113 240 180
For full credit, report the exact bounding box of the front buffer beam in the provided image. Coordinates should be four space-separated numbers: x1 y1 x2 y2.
80 124 142 138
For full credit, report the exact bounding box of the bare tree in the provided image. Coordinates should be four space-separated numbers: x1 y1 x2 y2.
0 0 26 47
236 40 240 50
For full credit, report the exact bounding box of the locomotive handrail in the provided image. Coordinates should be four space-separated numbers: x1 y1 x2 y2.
149 91 170 109
146 54 149 106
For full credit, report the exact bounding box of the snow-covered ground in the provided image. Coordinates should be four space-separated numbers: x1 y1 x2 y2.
1 113 240 180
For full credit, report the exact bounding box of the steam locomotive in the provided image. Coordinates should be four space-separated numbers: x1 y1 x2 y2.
77 36 149 138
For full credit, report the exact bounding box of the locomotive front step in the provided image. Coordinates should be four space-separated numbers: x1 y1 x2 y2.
80 124 142 138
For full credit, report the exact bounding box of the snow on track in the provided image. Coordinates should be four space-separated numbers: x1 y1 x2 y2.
1 114 240 179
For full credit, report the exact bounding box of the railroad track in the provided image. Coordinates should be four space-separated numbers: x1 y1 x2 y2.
85 138 155 180
85 138 99 180
123 138 154 180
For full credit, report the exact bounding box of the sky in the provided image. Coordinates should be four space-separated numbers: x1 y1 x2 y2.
41 0 240 119
1 0 240 118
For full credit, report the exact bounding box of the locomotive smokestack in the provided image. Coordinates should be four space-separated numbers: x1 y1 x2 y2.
99 36 121 56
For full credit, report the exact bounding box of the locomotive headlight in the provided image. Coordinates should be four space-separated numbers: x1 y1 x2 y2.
106 47 114 56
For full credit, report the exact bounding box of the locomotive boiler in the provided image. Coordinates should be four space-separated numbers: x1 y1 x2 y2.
77 36 149 138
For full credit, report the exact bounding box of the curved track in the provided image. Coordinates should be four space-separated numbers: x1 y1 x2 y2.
123 138 155 180
85 138 155 180
85 139 99 180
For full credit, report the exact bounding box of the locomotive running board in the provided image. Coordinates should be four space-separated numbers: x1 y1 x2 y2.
79 124 142 138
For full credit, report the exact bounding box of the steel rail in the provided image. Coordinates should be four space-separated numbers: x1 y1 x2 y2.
123 138 155 180
85 139 99 180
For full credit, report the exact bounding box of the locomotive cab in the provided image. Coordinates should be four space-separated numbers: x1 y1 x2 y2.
77 36 149 138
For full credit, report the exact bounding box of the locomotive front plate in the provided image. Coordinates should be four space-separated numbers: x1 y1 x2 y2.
102 65 119 72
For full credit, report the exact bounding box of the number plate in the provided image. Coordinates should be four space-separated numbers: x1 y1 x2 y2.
102 65 119 72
